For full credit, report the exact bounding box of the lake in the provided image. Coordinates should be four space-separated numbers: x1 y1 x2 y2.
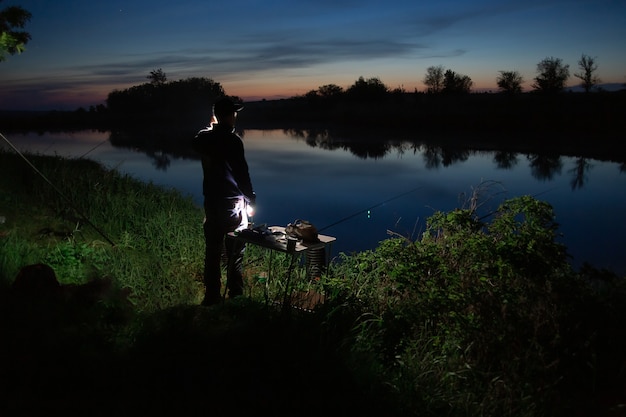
4 129 625 276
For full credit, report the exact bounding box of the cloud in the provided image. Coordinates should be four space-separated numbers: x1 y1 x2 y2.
3 0 624 110
69 33 425 82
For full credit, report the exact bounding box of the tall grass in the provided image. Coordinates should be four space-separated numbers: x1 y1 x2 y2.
0 148 317 311
0 149 207 311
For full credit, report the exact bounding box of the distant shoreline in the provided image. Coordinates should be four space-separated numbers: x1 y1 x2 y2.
2 92 625 163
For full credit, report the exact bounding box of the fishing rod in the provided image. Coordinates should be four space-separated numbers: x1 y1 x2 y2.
1 132 116 246
317 186 425 233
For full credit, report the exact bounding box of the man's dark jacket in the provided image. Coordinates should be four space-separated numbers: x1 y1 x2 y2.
192 123 255 206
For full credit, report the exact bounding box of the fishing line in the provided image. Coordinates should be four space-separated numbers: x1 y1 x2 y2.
78 136 109 159
475 185 560 222
532 186 560 199
1 132 116 246
317 186 425 233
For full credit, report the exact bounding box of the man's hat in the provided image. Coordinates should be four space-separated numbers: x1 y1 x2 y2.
213 97 244 115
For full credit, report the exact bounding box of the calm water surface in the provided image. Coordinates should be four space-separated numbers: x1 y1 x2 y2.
5 129 626 275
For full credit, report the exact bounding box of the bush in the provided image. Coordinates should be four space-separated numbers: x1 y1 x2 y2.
323 193 626 416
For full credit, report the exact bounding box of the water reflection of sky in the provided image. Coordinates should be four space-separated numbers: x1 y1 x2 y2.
4 130 625 276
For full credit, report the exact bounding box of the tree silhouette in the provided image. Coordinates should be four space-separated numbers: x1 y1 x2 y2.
305 84 344 103
0 1 31 62
147 68 167 85
532 57 570 94
574 54 600 93
442 69 472 94
496 70 524 94
423 65 445 94
317 84 343 99
106 76 225 125
345 76 388 100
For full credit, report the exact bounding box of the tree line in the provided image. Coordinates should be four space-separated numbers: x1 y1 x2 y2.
91 53 613 126
104 70 228 125
303 54 606 100
2 1 623 136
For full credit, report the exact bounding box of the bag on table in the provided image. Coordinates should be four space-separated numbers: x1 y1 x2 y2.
285 219 319 242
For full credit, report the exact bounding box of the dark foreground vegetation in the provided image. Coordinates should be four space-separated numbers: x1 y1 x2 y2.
1 150 625 416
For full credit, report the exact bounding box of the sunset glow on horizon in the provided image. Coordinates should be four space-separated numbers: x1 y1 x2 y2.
1 0 625 111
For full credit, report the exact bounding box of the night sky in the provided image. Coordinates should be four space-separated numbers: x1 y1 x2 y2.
2 0 625 110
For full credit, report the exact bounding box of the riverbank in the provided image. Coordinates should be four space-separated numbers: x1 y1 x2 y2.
1 150 625 416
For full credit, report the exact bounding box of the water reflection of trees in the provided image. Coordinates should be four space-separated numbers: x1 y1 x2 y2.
285 128 614 191
107 127 621 189
146 150 171 171
527 154 563 181
285 128 395 159
422 145 470 169
493 151 519 169
108 129 196 171
568 158 593 190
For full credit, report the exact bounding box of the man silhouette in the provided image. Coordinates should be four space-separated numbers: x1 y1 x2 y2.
192 97 256 305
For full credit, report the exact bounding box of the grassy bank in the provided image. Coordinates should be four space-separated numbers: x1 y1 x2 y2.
1 149 625 416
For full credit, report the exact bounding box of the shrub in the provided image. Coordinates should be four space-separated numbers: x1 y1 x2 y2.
323 194 623 416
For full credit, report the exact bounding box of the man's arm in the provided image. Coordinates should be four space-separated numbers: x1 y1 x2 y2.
228 136 255 204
